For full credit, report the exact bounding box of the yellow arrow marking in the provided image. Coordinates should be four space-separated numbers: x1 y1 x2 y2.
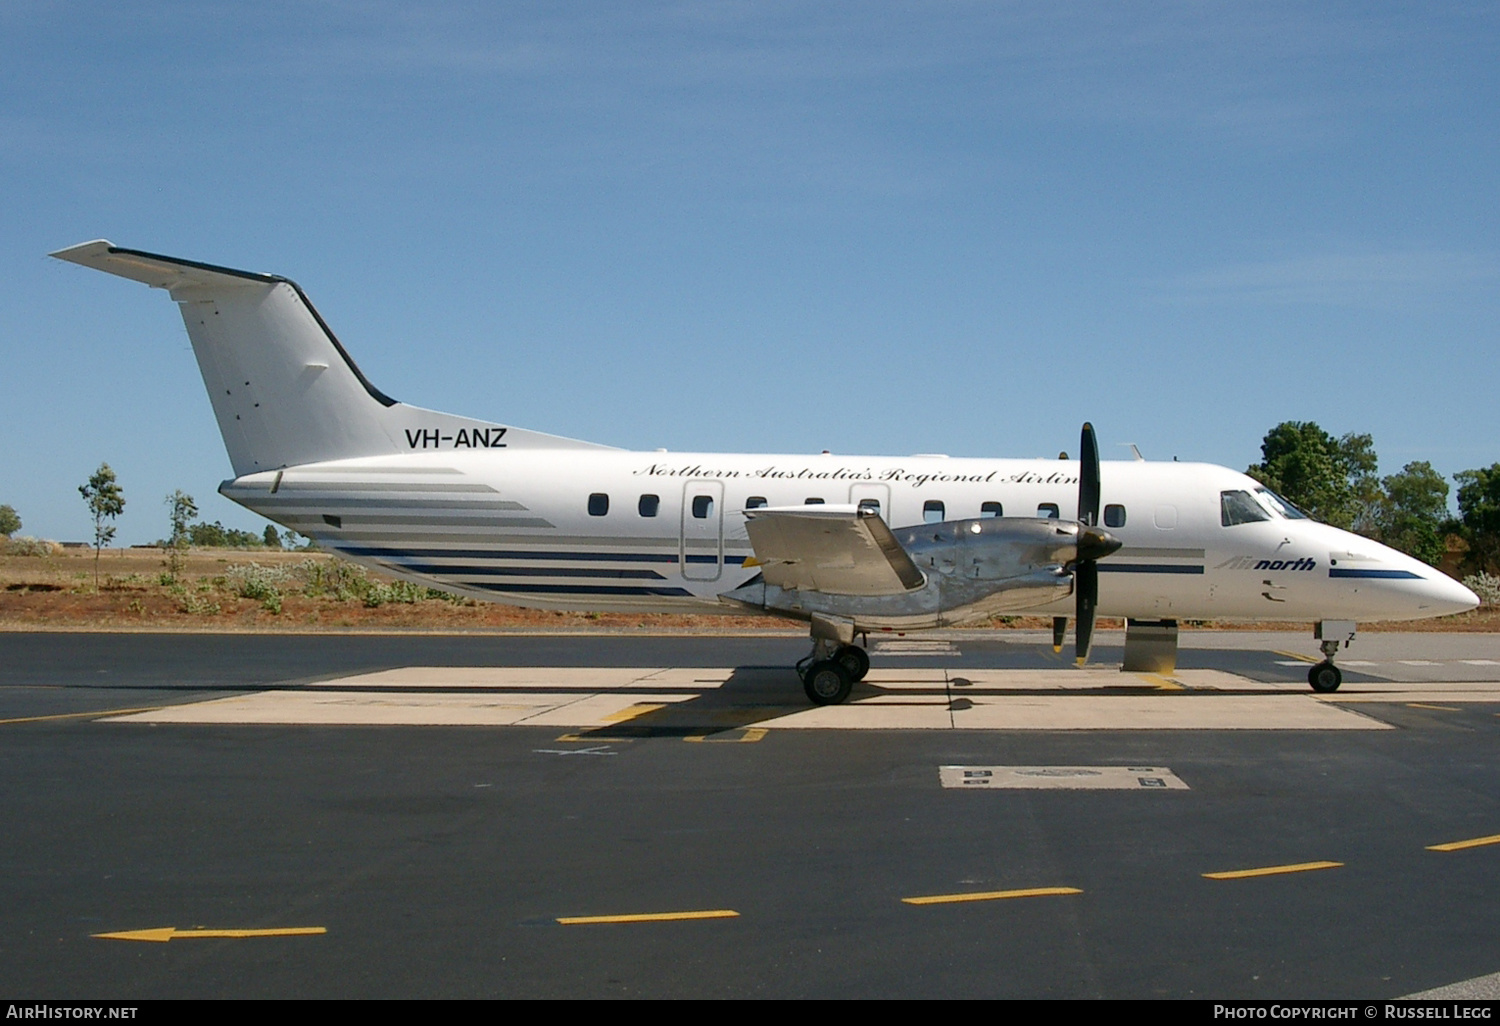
0 706 163 726
902 886 1082 906
1203 861 1342 880
94 926 326 942
601 703 668 723
557 909 739 925
1427 833 1500 852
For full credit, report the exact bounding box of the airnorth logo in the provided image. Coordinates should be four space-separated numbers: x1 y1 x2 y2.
1215 556 1317 571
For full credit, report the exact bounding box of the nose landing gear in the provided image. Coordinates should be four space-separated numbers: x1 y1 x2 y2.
1308 620 1357 693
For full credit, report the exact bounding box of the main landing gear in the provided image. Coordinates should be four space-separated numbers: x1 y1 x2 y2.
1308 620 1357 693
797 638 870 705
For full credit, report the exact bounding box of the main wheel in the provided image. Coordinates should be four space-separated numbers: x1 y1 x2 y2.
1308 661 1342 693
834 644 870 682
802 660 853 705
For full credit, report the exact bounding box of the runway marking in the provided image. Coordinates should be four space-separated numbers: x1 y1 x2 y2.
0 706 164 726
1407 703 1462 712
1462 660 1500 666
873 640 959 655
1427 833 1500 852
533 745 617 756
1273 650 1317 663
556 909 739 925
684 727 768 743
94 926 326 943
902 886 1081 906
1400 660 1441 666
100 668 1400 730
940 765 1188 790
1203 861 1342 880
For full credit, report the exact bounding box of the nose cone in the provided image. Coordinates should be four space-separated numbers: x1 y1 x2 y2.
1420 572 1481 617
1078 526 1122 562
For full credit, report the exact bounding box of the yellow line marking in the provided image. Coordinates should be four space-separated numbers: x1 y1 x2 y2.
1142 674 1185 691
601 703 668 724
1203 861 1342 880
1427 834 1500 852
557 909 739 925
1407 702 1461 712
902 886 1082 906
1273 650 1317 663
0 706 163 726
684 727 768 743
94 926 326 943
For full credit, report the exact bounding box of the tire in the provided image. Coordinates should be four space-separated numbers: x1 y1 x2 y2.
834 644 870 682
1308 661 1342 693
802 660 853 705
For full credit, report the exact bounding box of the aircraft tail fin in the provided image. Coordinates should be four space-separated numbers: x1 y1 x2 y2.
51 240 610 475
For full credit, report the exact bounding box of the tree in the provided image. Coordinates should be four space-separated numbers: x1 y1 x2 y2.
79 464 126 590
1246 422 1379 530
263 524 282 549
164 491 198 582
1455 464 1500 575
1372 461 1451 566
0 504 19 538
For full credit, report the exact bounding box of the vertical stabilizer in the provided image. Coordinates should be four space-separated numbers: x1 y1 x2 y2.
51 241 610 474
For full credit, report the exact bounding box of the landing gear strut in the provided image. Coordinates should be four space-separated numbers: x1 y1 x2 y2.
797 637 869 705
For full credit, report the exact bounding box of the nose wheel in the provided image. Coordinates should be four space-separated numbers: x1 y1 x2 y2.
1308 661 1342 693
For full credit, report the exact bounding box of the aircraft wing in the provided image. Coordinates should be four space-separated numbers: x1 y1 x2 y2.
742 505 926 596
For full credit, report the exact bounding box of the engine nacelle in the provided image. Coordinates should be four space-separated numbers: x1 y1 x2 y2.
723 516 1118 631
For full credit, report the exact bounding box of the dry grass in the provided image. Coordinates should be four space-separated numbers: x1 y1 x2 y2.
1 544 1495 634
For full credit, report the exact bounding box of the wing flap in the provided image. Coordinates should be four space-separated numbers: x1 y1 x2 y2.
743 505 925 596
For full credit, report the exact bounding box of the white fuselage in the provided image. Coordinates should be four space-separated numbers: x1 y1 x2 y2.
222 449 1478 625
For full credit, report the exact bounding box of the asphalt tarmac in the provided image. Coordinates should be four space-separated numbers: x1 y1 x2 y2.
3 629 1500 999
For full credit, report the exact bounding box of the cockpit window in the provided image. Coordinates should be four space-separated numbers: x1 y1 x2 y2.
1221 490 1272 527
1254 487 1309 520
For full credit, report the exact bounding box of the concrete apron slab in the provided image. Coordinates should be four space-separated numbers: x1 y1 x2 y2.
101 665 1409 730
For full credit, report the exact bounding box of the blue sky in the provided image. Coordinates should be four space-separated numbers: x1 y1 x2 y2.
3 1 1497 544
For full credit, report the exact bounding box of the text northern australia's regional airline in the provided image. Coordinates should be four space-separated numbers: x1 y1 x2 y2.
52 241 1479 705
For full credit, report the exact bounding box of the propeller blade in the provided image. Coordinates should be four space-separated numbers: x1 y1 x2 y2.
1052 616 1067 654
1074 560 1098 664
1079 422 1100 527
1074 422 1104 664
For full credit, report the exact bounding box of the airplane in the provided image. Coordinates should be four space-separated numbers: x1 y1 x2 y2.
50 240 1481 705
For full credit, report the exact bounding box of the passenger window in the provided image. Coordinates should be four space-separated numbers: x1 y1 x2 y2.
1104 504 1126 528
692 495 714 519
638 494 659 518
857 498 881 515
745 496 768 509
980 502 1002 518
587 493 609 517
1038 503 1060 519
1221 490 1271 527
804 497 825 505
923 500 946 524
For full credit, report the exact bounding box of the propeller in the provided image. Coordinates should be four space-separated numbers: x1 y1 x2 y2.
1068 422 1121 664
